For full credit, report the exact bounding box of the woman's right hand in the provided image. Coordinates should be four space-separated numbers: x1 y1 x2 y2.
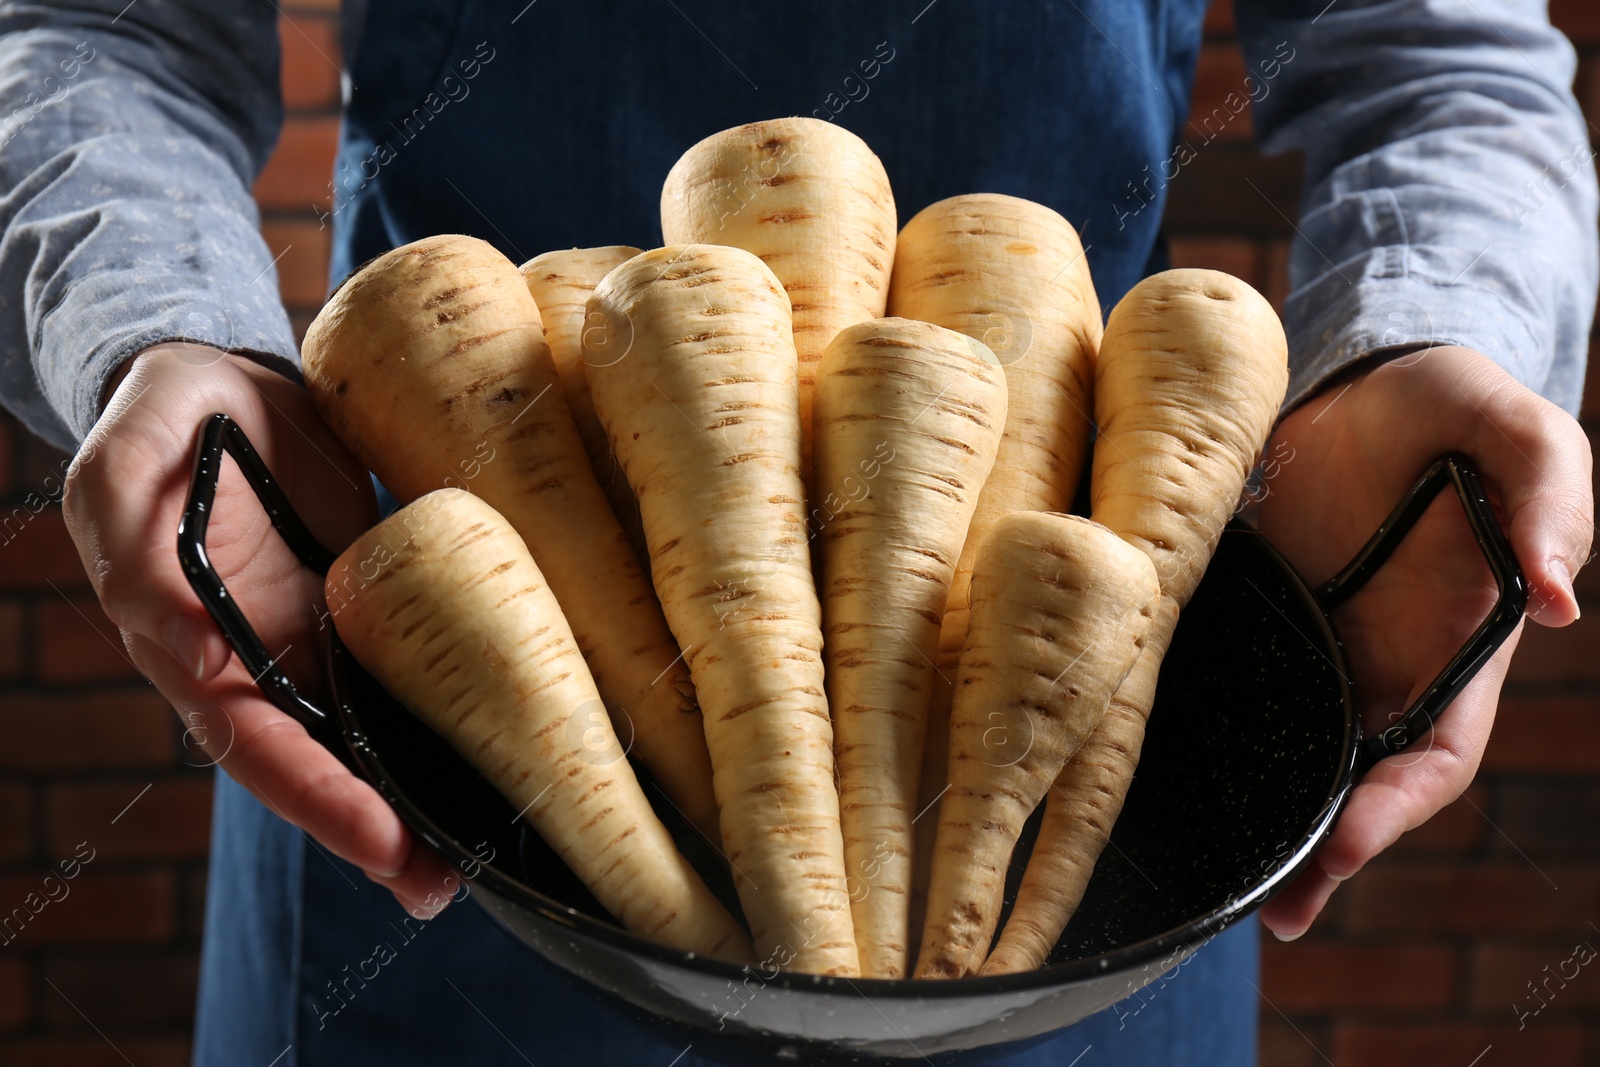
63 343 463 917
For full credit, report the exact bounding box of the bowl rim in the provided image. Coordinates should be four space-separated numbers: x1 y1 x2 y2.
335 523 1360 998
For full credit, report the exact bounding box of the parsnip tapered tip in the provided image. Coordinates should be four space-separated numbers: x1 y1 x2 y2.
914 512 1158 979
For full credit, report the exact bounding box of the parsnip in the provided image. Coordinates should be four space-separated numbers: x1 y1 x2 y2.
982 269 1288 974
520 246 648 561
660 117 896 482
813 317 1007 978
1089 269 1289 609
979 598 1178 975
584 244 858 977
915 513 1158 979
327 489 751 961
304 235 719 845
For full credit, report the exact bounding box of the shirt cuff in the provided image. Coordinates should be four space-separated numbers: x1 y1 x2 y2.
38 269 299 448
1282 267 1545 414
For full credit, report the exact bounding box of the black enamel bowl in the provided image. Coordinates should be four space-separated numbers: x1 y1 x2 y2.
178 413 1525 1065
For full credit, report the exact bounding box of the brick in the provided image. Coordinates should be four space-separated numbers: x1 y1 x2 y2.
1506 613 1600 685
0 1038 190 1067
1262 237 1291 313
39 951 200 1028
1560 571 1599 608
1331 1023 1585 1066
1551 0 1600 45
0 872 175 947
1203 0 1234 37
1184 44 1253 145
13 433 71 507
252 115 339 212
0 691 173 772
1257 1020 1319 1067
1346 866 1600 936
1163 149 1303 238
1583 354 1600 427
288 308 319 347
1471 942 1600 1015
279 13 343 112
1485 697 1600 772
1494 780 1600 858
0 507 91 593
1167 236 1260 286
46 778 213 862
0 783 32 863
0 411 13 499
0 957 28 1031
0 598 25 680
1261 939 1456 1012
35 596 139 685
1388 784 1484 855
180 865 208 942
260 218 332 309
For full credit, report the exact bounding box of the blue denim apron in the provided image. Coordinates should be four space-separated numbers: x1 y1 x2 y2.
197 2 1260 1063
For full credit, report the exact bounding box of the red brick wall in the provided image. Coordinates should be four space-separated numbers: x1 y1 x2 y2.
0 1 1595 1062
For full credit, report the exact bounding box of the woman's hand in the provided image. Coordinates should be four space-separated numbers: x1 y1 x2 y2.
1255 346 1593 939
64 343 462 917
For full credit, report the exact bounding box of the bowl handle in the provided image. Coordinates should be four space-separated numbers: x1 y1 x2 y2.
176 412 355 767
1312 453 1527 772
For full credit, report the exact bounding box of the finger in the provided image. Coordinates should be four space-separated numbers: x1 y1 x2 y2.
1466 367 1593 628
370 852 469 920
1257 856 1342 942
129 632 416 880
1259 621 1519 939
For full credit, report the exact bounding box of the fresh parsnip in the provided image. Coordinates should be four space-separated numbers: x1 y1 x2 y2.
303 235 720 845
584 244 858 977
813 318 1007 978
979 598 1178 975
660 118 896 481
327 489 751 962
1088 269 1289 609
982 268 1288 975
887 193 1100 630
520 246 648 561
915 513 1158 979
887 194 1101 960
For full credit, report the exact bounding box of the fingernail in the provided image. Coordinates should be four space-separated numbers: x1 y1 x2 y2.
1272 927 1303 943
1547 559 1579 620
1329 870 1352 882
406 897 446 921
1550 558 1575 599
163 615 207 680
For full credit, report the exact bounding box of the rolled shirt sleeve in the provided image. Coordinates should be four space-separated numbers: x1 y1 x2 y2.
1237 0 1599 413
0 0 296 452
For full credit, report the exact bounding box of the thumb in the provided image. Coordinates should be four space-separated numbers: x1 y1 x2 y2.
1471 376 1594 627
65 347 373 681
65 350 240 679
